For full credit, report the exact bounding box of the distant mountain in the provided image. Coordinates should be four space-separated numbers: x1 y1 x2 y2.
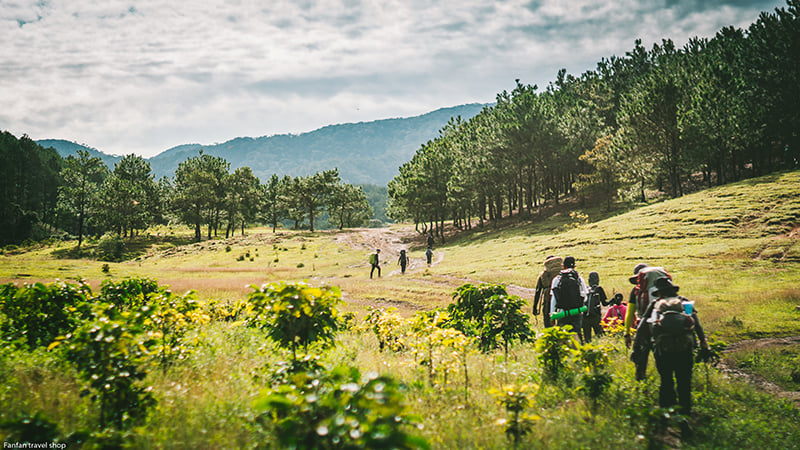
39 103 487 186
37 139 123 170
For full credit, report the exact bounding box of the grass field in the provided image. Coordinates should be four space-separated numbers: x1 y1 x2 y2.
1 170 799 448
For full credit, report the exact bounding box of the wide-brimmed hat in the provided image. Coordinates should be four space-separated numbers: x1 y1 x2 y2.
653 277 679 296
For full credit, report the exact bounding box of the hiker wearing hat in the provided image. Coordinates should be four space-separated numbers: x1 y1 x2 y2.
626 263 672 381
532 255 563 328
549 256 588 343
369 249 381 278
648 277 709 418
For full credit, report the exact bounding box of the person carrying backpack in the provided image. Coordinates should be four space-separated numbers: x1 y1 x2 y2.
532 256 563 328
549 256 588 343
626 264 672 380
581 271 609 343
648 277 708 417
369 249 381 278
398 249 409 274
425 246 433 265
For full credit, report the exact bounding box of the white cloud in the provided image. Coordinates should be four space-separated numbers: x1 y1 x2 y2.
0 0 787 156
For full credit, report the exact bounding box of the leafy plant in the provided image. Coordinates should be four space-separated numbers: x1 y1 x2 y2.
254 366 428 450
0 280 92 349
99 277 160 311
490 383 541 449
535 326 578 383
246 280 341 361
148 289 208 369
96 233 126 261
448 283 531 356
364 306 406 352
576 343 613 415
482 293 532 359
54 302 155 430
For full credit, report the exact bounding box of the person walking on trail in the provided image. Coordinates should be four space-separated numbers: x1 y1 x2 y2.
602 293 627 328
550 256 588 343
427 232 435 249
425 246 433 265
582 271 609 343
532 256 563 328
627 263 672 380
398 249 409 274
369 249 381 278
648 277 709 418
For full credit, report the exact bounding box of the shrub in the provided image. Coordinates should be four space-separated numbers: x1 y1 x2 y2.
448 283 532 356
0 280 92 349
246 281 341 361
55 302 156 430
535 326 578 383
99 277 160 311
96 233 125 262
253 366 427 449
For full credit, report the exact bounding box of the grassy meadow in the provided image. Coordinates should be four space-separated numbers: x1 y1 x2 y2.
1 170 799 448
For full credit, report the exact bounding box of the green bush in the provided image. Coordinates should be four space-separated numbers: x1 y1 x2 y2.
254 366 428 450
96 233 125 262
246 281 342 361
56 302 156 430
0 280 92 349
99 277 160 310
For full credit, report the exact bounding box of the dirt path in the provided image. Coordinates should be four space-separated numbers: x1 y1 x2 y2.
717 335 800 406
335 227 445 275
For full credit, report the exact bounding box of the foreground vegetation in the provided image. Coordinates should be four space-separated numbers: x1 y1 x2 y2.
1 171 799 448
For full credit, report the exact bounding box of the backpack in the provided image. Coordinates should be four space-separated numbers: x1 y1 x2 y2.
584 286 603 318
651 298 694 353
553 269 583 310
635 267 671 318
369 253 378 265
538 257 563 295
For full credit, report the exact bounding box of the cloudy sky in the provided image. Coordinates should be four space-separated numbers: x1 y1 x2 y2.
1 0 786 157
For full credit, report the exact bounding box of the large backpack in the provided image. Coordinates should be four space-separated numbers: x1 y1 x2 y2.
369 253 378 265
635 266 671 318
553 269 583 310
651 298 694 353
584 286 603 318
540 257 563 289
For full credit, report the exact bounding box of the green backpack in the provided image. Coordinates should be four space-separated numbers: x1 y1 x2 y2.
369 253 378 265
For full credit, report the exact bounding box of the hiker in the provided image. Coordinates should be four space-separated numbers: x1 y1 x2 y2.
550 256 588 343
369 249 381 278
425 246 433 265
398 249 409 274
427 232 435 249
626 264 672 380
648 277 708 416
624 263 649 346
602 293 627 328
581 271 609 343
532 256 563 328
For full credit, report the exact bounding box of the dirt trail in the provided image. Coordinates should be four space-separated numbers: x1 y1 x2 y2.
335 227 445 275
717 335 800 406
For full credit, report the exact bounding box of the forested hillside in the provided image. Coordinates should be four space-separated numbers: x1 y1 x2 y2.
389 2 800 238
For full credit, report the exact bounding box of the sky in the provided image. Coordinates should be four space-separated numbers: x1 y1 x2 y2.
0 0 787 158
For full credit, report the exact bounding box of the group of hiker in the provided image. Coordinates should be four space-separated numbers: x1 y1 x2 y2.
532 256 710 418
368 233 435 279
366 235 710 419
